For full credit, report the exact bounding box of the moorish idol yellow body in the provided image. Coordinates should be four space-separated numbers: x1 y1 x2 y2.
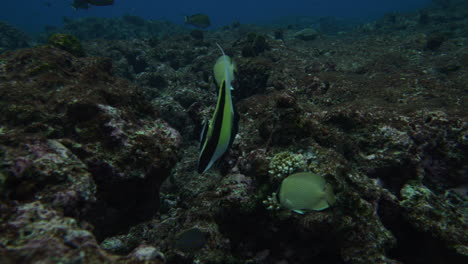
197 44 236 174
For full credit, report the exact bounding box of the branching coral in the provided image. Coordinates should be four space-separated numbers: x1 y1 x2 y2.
267 150 318 179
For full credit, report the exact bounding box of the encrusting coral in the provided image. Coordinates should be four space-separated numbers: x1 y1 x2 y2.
0 2 467 263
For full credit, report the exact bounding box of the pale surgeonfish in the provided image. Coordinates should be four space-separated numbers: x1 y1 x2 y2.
278 172 336 214
197 44 237 174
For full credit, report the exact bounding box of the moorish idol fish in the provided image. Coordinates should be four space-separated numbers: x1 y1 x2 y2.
197 44 237 174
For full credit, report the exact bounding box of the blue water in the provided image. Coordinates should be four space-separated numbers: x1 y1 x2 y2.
1 0 432 33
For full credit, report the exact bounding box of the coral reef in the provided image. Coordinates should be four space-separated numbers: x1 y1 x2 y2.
267 151 308 179
0 21 30 53
42 16 188 41
294 28 320 41
0 3 467 264
0 201 167 263
240 32 271 57
0 45 181 262
47 33 85 57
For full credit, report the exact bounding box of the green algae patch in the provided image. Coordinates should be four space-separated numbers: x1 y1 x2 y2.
48 33 85 57
28 60 57 75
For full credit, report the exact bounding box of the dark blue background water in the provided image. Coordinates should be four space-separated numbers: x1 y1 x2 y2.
1 0 432 33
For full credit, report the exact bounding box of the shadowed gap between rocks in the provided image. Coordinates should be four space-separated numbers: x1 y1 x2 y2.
216 209 344 263
377 198 466 264
367 163 417 196
84 161 169 241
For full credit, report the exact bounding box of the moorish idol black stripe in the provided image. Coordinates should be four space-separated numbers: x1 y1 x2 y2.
198 45 237 173
197 79 236 173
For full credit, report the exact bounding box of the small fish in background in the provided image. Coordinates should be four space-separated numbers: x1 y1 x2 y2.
43 1 52 7
72 0 114 10
87 0 114 6
184 13 211 29
72 0 89 10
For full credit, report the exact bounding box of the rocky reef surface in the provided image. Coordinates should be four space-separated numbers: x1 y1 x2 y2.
41 15 188 41
0 2 467 264
0 21 30 54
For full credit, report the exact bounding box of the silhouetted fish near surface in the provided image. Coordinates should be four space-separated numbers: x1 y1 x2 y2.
88 0 114 6
184 13 211 29
72 0 114 10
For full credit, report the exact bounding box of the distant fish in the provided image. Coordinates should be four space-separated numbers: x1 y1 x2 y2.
184 13 211 29
88 0 114 6
43 1 52 7
72 0 89 10
72 0 114 10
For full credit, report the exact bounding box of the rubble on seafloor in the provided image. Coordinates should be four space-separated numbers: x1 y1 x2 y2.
0 2 467 264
